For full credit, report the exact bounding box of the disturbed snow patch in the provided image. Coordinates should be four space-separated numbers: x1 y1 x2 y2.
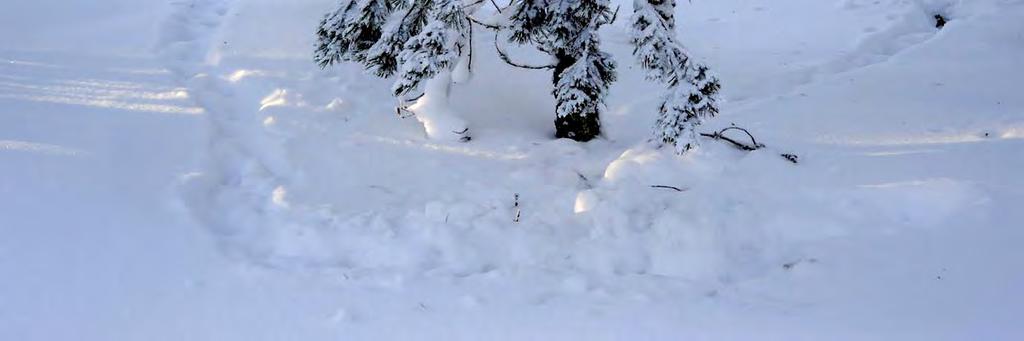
163 0 996 285
177 66 991 281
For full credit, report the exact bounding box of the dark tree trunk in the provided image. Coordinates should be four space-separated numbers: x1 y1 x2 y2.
552 52 601 141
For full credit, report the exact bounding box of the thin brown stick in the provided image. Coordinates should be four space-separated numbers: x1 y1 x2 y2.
650 185 687 192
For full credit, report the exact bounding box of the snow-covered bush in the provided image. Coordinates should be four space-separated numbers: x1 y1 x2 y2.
316 0 472 141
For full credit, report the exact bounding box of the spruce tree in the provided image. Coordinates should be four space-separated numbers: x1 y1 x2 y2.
507 0 617 141
632 0 720 153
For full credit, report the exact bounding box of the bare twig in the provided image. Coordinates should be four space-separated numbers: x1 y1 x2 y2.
396 106 416 118
780 153 799 164
650 185 687 192
722 126 763 148
404 92 426 103
700 126 800 164
513 193 521 223
700 126 764 151
395 92 426 118
454 127 471 142
576 171 593 189
489 0 503 13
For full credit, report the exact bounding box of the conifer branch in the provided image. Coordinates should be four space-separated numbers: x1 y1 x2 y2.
597 5 620 27
467 15 502 30
462 0 485 9
494 32 556 70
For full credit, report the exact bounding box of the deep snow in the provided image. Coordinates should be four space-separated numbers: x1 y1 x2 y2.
2 0 1023 339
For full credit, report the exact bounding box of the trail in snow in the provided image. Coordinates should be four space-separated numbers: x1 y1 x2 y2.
713 0 956 110
157 0 235 76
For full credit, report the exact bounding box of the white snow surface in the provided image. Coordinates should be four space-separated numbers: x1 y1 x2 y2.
2 0 1023 339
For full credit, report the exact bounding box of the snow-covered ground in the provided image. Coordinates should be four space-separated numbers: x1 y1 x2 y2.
2 0 1023 339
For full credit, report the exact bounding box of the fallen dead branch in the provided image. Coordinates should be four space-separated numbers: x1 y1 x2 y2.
699 126 764 151
701 125 800 164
